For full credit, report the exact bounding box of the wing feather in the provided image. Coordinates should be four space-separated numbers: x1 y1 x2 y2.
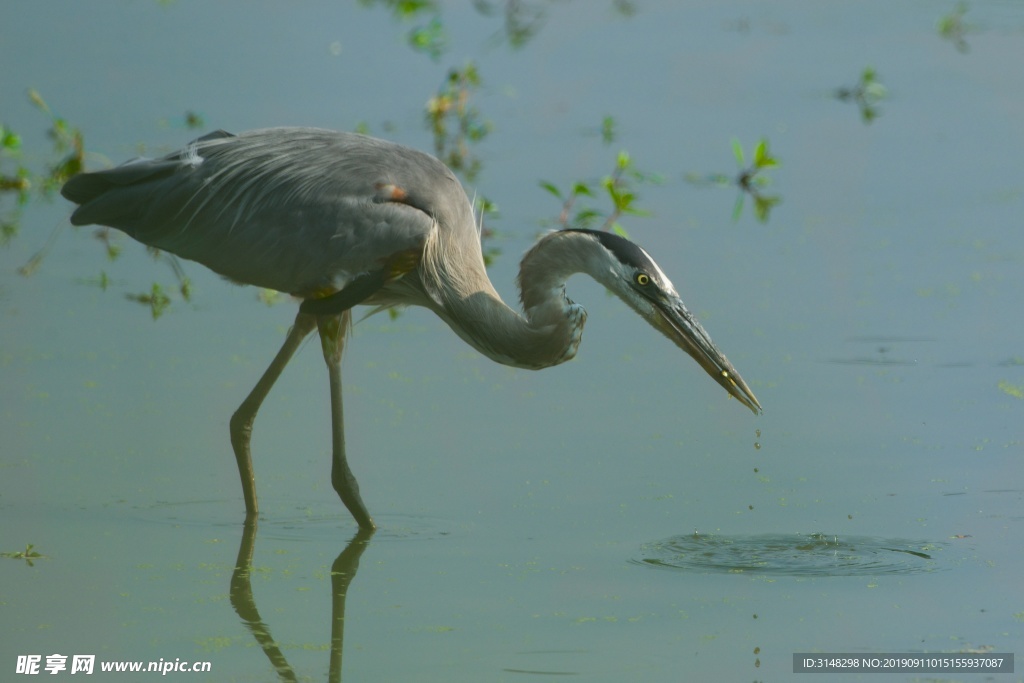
61 128 476 297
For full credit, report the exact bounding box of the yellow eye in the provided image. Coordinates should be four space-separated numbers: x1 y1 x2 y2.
635 273 650 286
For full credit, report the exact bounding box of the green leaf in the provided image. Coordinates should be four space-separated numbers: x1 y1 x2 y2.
572 182 593 197
732 193 745 222
864 81 887 100
753 139 777 169
602 178 624 206
408 18 447 60
574 208 602 228
539 181 562 199
631 169 666 185
613 191 636 211
462 60 480 85
616 149 631 170
753 194 780 223
731 138 745 166
998 380 1024 399
600 116 616 145
611 222 629 238
0 126 22 152
126 283 172 320
475 195 498 216
392 0 436 20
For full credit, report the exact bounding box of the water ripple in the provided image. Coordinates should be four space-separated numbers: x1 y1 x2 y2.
633 532 945 576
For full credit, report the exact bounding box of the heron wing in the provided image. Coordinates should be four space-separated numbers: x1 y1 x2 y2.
61 128 475 297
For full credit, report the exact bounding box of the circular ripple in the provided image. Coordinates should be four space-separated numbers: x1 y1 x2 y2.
633 532 945 576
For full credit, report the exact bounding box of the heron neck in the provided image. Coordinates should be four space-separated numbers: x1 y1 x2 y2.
436 231 603 370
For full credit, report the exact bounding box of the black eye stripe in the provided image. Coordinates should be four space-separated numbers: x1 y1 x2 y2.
566 229 657 272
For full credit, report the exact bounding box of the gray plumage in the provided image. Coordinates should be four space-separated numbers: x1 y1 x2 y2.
64 128 462 297
62 127 760 531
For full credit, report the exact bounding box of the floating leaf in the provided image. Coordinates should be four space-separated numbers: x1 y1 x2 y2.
997 380 1024 399
127 283 172 320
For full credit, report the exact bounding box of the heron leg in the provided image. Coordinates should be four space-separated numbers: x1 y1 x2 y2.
230 312 317 518
318 312 376 530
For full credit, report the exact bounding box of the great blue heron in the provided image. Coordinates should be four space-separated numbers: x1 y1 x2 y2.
61 127 761 530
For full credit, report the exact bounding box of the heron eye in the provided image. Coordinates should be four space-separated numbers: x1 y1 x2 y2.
635 273 650 286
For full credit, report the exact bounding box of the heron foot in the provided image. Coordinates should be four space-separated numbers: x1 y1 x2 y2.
332 465 375 531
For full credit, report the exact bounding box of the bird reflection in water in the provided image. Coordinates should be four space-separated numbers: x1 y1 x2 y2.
230 521 372 682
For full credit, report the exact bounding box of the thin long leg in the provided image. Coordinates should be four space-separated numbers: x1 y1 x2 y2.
317 312 375 530
230 312 317 517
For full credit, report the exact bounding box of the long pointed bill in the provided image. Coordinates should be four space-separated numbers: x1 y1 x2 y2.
649 296 762 414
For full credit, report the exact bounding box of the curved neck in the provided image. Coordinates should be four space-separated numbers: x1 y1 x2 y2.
432 231 606 370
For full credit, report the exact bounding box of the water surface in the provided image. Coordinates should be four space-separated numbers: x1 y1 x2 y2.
2 2 1022 681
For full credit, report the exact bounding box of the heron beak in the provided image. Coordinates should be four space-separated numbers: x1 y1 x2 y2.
650 296 762 414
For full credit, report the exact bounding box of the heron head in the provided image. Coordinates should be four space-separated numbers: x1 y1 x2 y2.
570 229 762 414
